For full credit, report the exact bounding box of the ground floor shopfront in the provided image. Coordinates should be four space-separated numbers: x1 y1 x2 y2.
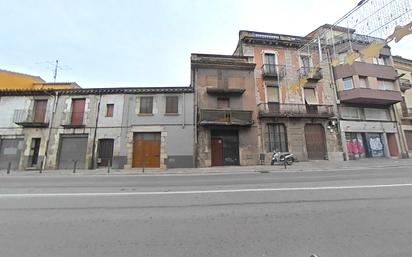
340 120 402 160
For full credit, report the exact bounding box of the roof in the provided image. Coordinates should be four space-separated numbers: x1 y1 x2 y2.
0 86 194 96
0 68 45 82
306 24 356 38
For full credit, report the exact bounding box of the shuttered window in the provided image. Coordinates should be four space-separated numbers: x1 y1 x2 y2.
140 97 153 114
304 88 317 105
106 104 114 117
267 85 279 102
165 96 179 114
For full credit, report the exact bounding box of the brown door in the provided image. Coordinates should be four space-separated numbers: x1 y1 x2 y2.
387 133 399 157
34 100 47 123
132 132 161 168
211 138 224 166
71 99 85 125
305 124 327 160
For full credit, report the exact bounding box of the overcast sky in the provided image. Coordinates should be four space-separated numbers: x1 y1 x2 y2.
1 0 411 88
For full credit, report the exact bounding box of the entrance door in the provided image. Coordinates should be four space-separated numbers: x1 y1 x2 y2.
58 135 88 169
0 139 23 169
211 138 224 166
132 132 161 168
305 124 327 160
28 138 41 167
71 99 85 125
33 100 47 123
211 130 239 166
98 139 114 167
387 133 399 157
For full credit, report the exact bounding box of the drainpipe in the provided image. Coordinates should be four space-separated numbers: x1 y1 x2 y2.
91 94 102 169
192 68 198 168
182 92 186 128
43 91 60 170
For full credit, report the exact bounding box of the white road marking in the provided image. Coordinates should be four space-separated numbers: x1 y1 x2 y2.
1 183 412 198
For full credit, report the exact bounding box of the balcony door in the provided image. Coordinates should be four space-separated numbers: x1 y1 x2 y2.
33 100 47 123
71 99 85 125
264 53 277 74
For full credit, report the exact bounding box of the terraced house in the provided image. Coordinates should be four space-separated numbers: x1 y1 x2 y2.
0 87 195 170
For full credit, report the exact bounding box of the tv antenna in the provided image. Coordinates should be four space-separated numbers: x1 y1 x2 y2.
36 59 71 82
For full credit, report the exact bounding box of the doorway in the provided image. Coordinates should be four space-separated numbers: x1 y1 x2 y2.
98 139 114 167
211 130 239 166
132 132 161 168
304 124 327 160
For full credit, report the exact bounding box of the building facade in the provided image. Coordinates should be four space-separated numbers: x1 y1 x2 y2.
233 31 342 162
0 87 195 170
191 54 259 167
393 55 412 155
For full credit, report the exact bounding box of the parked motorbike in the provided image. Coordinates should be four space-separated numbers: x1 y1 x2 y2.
270 151 297 166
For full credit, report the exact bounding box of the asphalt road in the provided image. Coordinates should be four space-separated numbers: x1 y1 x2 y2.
1 166 412 257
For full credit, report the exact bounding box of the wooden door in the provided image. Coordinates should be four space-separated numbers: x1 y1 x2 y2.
98 139 114 166
71 99 85 125
305 124 327 160
211 138 224 166
34 100 47 123
387 133 399 157
132 133 161 168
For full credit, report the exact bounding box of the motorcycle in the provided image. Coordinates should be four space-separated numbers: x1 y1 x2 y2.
270 151 297 166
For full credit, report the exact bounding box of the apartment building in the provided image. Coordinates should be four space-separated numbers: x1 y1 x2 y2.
310 25 405 160
0 87 195 170
393 55 412 155
191 54 259 167
233 30 342 162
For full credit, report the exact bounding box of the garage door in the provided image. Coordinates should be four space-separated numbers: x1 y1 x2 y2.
132 132 161 168
58 135 88 169
0 139 23 169
305 124 327 160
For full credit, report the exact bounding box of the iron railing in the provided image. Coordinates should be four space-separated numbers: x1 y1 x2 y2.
258 103 334 118
61 111 86 127
199 109 253 126
261 64 286 79
13 109 49 126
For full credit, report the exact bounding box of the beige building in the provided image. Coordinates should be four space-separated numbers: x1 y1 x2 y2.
393 55 412 155
191 54 259 167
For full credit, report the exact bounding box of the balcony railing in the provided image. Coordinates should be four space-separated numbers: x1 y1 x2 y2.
13 109 49 127
261 64 286 79
258 103 334 118
402 108 412 118
199 109 253 126
400 80 412 92
298 67 323 81
61 111 86 128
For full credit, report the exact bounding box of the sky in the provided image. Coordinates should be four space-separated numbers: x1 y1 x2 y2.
1 0 411 88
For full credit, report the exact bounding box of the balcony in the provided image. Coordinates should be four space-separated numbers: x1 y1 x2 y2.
338 88 402 105
261 64 286 79
298 67 323 81
61 111 86 128
199 109 253 126
258 103 334 118
400 79 412 92
333 62 398 80
13 109 49 128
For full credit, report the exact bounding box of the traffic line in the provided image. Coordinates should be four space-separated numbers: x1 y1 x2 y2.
1 183 412 198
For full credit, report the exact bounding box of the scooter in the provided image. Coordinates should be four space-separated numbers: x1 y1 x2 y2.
270 151 297 166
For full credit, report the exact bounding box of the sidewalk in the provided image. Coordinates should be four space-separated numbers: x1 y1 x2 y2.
2 158 412 176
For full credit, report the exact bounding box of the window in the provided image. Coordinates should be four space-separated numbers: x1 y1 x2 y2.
266 85 279 103
378 79 395 90
304 88 317 105
217 98 230 109
267 124 288 152
165 96 179 114
373 56 389 66
140 96 153 114
106 104 114 117
358 76 368 88
364 108 390 121
263 53 277 74
341 106 361 119
343 77 354 90
300 55 311 75
33 99 47 123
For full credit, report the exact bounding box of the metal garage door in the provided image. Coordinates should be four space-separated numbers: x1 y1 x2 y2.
0 139 23 169
305 124 327 160
58 135 88 169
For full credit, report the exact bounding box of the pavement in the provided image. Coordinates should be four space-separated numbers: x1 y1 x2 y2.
1 166 412 257
2 158 412 176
